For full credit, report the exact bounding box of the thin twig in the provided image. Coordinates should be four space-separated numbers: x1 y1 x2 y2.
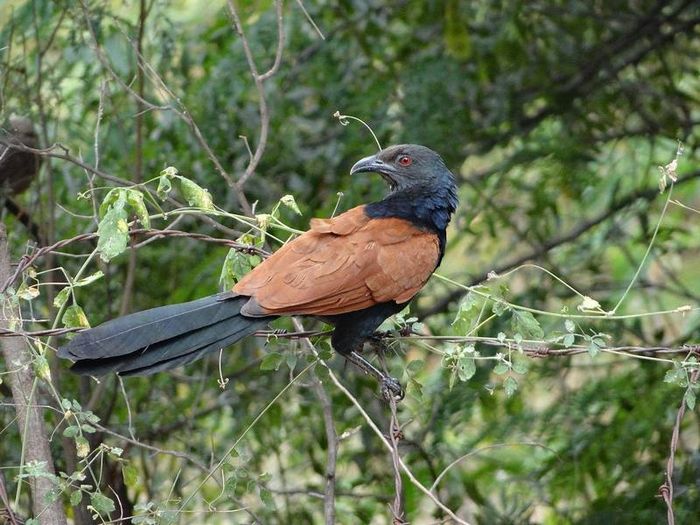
387 397 406 524
294 0 325 40
1 228 267 294
311 374 337 525
0 139 243 237
291 320 469 524
226 0 285 190
79 0 254 214
96 424 211 476
659 368 700 524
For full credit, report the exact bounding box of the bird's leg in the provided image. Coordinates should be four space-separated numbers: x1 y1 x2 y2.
342 350 404 401
331 317 405 401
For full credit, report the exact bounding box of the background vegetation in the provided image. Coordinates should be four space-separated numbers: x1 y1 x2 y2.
1 1 699 523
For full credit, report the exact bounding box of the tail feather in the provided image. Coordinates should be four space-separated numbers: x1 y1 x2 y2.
59 292 242 360
59 293 271 377
119 320 266 376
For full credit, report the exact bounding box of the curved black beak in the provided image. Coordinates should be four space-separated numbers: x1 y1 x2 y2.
350 154 394 176
350 154 397 190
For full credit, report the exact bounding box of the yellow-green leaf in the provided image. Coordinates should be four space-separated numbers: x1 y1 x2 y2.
97 205 129 262
126 189 150 229
280 194 302 215
179 177 214 210
62 305 90 329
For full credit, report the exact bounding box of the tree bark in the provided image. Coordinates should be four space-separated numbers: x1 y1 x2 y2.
0 223 67 525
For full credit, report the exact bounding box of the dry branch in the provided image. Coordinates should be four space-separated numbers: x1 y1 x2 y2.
0 225 66 525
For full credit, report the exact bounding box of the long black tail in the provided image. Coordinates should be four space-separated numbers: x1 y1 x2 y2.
58 293 270 377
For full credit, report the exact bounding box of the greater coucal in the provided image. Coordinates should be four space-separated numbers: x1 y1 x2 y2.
0 116 43 241
0 116 41 196
58 144 458 397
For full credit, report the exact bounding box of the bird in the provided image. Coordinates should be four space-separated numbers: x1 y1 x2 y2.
0 116 43 242
58 144 458 398
0 116 42 196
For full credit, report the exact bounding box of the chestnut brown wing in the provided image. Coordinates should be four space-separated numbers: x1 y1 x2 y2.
232 206 440 316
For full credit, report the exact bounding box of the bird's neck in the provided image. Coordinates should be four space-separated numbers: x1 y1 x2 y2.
364 183 458 258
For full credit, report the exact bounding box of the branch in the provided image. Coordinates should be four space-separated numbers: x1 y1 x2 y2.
291 320 469 524
311 374 337 525
78 0 254 214
0 139 243 238
226 0 285 189
659 368 699 524
0 227 267 294
0 225 67 525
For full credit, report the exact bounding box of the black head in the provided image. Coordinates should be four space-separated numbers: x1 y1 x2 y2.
350 144 455 194
8 116 37 140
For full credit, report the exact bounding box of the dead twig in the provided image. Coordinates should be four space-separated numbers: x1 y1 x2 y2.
226 0 285 190
659 368 700 524
311 374 337 525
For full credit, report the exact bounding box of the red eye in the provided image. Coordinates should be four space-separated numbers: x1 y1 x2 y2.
398 155 412 166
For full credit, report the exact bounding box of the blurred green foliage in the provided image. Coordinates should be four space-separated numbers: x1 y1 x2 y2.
1 0 699 523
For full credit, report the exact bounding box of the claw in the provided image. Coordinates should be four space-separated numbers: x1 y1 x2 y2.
381 376 405 402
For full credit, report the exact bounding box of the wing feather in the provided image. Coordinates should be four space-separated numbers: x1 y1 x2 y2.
233 206 440 316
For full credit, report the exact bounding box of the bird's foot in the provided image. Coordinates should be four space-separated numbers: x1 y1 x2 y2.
380 376 405 402
368 330 391 344
343 350 405 403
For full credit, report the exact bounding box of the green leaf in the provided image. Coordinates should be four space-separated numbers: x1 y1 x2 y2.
75 435 90 458
564 319 575 333
587 337 604 358
122 464 139 486
90 492 116 514
220 248 261 289
157 173 173 200
98 188 123 218
70 490 83 506
490 283 511 316
504 376 518 397
97 202 129 262
179 177 214 209
62 305 90 329
74 271 104 288
512 358 528 375
33 353 51 382
406 376 424 399
53 287 70 308
684 389 696 410
492 299 509 316
493 361 510 375
563 333 575 348
406 359 424 374
259 486 275 509
511 310 544 339
16 282 40 301
452 292 482 335
126 189 150 229
279 194 302 215
63 425 80 438
457 355 476 382
260 352 284 371
664 366 686 385
285 351 297 371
